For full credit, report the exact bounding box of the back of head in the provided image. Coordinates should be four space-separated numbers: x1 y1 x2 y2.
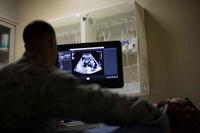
23 20 56 49
23 20 57 68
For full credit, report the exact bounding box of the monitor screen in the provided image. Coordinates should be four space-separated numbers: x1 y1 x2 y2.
56 41 124 88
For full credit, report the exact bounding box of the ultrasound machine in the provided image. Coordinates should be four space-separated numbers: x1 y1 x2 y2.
56 41 124 133
56 41 124 88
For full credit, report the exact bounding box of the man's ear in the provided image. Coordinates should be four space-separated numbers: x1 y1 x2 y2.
25 41 41 52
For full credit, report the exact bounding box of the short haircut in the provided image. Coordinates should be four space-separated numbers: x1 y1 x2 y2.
23 20 55 45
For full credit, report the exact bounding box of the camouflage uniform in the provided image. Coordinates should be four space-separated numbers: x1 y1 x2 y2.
0 52 168 133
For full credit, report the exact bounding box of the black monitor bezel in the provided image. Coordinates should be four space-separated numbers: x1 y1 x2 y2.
56 41 124 88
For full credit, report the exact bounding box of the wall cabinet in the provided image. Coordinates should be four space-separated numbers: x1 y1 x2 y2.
49 1 149 96
0 17 16 67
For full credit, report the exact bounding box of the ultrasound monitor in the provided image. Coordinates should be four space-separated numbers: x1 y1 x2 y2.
56 41 124 88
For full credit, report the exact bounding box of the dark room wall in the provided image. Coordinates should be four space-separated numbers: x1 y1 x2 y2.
136 0 200 107
0 0 18 21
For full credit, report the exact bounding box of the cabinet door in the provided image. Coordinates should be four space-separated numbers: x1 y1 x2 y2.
0 18 16 67
135 1 149 95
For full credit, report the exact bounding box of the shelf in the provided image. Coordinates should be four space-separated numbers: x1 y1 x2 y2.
0 48 9 52
0 17 16 64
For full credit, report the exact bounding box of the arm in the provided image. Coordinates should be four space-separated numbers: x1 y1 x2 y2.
44 70 167 127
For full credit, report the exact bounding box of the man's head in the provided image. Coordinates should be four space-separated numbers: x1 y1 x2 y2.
23 20 57 68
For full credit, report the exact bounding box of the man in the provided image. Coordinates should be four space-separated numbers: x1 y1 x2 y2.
0 20 168 133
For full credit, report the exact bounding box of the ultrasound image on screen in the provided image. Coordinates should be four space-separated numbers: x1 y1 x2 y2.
58 51 71 71
72 50 104 76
